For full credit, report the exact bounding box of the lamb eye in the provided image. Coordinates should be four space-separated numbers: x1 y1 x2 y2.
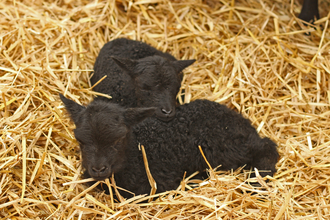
75 138 88 147
141 81 160 91
115 138 123 145
113 137 125 148
141 84 152 91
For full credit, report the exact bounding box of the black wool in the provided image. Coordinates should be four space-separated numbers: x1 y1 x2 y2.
60 94 279 199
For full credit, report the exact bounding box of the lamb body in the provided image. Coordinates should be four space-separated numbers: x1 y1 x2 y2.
91 38 195 121
60 94 279 198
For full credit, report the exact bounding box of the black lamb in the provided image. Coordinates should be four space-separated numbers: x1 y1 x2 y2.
91 38 195 121
60 94 279 198
298 0 319 24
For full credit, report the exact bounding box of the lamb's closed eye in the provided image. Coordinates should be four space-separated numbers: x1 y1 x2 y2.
140 82 157 91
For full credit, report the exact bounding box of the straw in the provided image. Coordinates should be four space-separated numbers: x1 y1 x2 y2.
1 0 330 218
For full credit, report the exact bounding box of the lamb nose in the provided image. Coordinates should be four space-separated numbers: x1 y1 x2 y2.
92 166 107 174
161 108 172 115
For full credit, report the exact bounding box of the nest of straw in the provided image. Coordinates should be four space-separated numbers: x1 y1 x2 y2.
1 0 330 219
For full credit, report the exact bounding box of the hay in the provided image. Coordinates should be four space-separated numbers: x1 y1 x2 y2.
1 0 330 218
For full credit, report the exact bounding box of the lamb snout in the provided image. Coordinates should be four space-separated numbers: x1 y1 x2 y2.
89 164 111 180
154 92 176 121
161 108 172 115
156 105 175 121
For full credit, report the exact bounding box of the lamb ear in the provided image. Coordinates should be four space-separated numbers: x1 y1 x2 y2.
59 93 86 124
124 107 156 126
172 59 196 73
111 56 137 76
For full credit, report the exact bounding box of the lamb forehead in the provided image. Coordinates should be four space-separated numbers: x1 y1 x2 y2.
138 56 175 74
86 101 123 115
136 57 178 85
83 103 128 138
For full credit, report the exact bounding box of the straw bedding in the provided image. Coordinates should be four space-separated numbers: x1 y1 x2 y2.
1 0 330 219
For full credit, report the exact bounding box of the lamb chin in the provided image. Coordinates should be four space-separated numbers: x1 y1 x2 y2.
90 173 111 181
157 113 175 122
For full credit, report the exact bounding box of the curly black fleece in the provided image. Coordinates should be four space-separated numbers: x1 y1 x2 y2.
115 100 278 197
60 94 279 199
